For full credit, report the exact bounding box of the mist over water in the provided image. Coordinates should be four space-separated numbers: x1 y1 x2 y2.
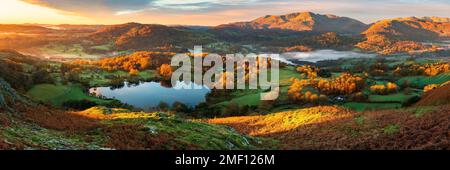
278 49 376 65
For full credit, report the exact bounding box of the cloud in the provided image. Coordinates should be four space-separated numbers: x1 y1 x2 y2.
19 0 450 25
21 0 261 12
151 0 262 10
115 9 147 16
22 0 153 15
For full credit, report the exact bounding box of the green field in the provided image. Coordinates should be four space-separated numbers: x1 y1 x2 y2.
397 72 450 88
279 66 303 86
215 92 262 107
213 66 303 107
138 70 158 79
368 92 419 103
25 84 111 106
343 102 402 112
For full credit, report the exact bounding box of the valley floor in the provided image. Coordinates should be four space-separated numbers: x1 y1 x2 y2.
0 49 449 150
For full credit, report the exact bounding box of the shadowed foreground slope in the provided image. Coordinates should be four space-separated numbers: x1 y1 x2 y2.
208 104 449 149
1 106 263 150
415 83 450 107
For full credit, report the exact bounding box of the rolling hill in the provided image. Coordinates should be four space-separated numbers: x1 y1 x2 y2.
0 24 54 33
364 17 450 41
89 23 217 51
356 17 450 54
215 12 368 35
0 50 52 91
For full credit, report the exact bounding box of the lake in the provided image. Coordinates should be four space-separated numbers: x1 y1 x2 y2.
89 50 373 110
90 81 210 110
277 49 376 65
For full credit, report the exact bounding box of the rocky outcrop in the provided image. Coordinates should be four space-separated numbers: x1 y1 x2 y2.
0 78 29 112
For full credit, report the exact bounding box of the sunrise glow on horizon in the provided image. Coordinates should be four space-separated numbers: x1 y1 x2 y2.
0 0 95 24
1 0 449 25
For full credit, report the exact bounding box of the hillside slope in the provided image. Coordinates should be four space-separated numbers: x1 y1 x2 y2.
208 105 449 149
216 12 368 34
0 50 263 149
0 50 53 91
1 105 264 150
356 17 450 54
364 17 450 41
89 23 216 50
415 83 450 106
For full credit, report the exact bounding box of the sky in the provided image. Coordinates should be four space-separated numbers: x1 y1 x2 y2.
0 0 449 25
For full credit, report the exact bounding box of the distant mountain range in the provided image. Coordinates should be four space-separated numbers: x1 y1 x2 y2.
0 24 54 33
1 12 449 54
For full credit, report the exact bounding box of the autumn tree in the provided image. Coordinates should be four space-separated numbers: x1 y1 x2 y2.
297 65 318 79
424 84 439 92
393 62 449 77
315 73 365 95
370 82 398 95
288 73 365 104
287 78 309 102
386 82 398 93
95 51 173 72
158 64 173 80
129 69 139 76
